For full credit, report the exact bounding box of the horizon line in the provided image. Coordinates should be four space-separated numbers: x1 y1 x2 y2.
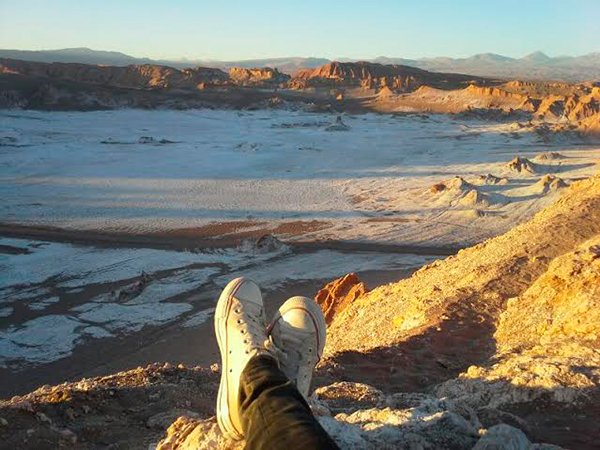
2 46 599 63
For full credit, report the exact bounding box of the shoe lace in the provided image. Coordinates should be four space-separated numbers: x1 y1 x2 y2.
235 302 266 355
269 328 316 381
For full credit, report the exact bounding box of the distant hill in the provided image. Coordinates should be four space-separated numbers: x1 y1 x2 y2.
0 48 328 74
373 52 600 82
0 48 155 66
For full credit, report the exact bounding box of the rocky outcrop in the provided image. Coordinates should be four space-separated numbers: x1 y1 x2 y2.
315 273 368 325
507 156 537 174
0 58 229 90
326 175 600 355
476 174 509 185
495 237 600 353
434 237 600 445
531 174 568 194
2 57 599 133
0 363 220 449
155 381 562 449
430 176 475 194
228 67 290 86
428 176 501 209
289 61 490 92
322 175 600 448
566 88 600 125
465 84 529 102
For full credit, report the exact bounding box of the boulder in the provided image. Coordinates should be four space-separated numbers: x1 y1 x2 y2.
472 424 531 450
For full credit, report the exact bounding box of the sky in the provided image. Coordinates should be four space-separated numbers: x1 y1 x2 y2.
0 0 598 61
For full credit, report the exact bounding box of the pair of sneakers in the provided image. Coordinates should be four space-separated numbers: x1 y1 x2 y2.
214 277 327 441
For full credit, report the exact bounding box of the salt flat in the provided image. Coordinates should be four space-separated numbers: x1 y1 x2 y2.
2 109 598 245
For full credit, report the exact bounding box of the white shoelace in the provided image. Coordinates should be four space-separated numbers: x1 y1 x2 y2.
270 327 317 382
235 302 267 356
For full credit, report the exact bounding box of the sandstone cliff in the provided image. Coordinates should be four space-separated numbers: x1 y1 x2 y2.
228 67 290 86
0 58 230 90
289 61 490 91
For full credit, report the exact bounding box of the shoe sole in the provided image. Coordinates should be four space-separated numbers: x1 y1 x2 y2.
215 277 246 441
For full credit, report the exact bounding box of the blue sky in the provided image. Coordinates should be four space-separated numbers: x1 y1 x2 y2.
0 0 598 60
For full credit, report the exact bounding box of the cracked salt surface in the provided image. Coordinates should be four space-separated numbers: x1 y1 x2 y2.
0 238 282 367
74 267 220 332
0 237 231 291
0 315 112 367
0 236 431 367
183 308 216 328
28 296 60 311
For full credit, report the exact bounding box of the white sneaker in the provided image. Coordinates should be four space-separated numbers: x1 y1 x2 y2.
215 277 271 441
267 296 327 399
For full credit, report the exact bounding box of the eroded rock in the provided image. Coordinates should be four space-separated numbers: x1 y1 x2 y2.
315 273 368 325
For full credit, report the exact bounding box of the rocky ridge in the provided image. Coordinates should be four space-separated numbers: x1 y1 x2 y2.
289 61 489 91
227 67 290 86
0 58 230 90
1 58 599 132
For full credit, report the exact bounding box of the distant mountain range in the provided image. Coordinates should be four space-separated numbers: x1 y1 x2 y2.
1 47 599 81
371 52 600 82
0 48 330 74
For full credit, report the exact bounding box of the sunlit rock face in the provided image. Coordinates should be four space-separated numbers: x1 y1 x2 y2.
228 67 290 86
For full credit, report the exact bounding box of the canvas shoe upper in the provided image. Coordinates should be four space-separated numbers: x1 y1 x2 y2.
214 277 271 441
267 296 327 399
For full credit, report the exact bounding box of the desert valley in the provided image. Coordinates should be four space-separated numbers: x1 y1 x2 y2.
1 36 600 450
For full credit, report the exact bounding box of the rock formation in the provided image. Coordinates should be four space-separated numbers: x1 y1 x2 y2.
228 67 290 86
531 174 568 194
476 174 509 185
315 273 368 325
533 152 565 161
322 175 600 448
289 61 490 92
0 58 230 90
507 156 537 174
2 57 600 135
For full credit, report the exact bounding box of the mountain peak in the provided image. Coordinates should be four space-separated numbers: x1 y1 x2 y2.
521 51 551 62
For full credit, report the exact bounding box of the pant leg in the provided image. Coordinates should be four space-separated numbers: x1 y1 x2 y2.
239 354 340 450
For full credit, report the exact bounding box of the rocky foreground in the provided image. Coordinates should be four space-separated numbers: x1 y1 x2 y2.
1 175 599 448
